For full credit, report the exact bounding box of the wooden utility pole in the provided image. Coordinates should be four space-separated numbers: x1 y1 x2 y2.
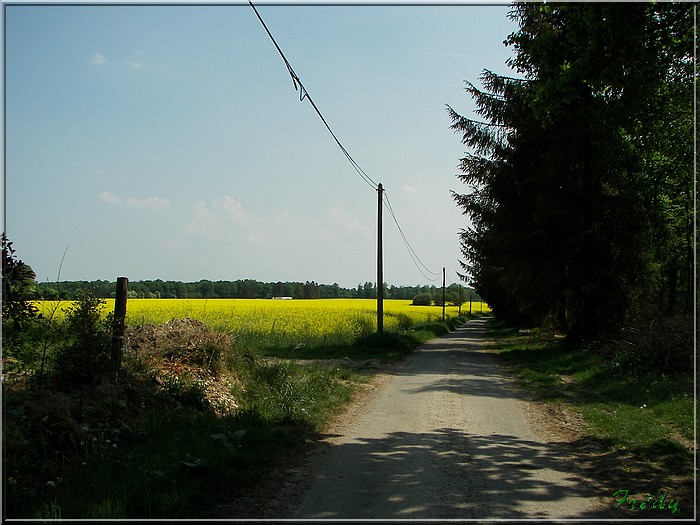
442 267 446 321
458 285 462 316
112 277 128 382
377 183 384 334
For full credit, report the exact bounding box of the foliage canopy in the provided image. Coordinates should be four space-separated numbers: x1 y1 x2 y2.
449 3 694 338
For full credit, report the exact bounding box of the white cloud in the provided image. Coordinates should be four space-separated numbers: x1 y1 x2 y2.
126 196 170 211
99 191 119 204
186 196 368 250
89 52 144 70
278 209 304 231
244 232 271 245
186 196 267 244
90 52 106 65
186 201 217 236
400 185 419 195
213 195 250 222
269 209 335 243
328 206 372 237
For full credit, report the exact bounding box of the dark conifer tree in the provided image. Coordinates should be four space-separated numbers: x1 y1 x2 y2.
449 2 694 338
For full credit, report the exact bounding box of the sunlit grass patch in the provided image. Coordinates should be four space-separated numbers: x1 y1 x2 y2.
577 402 673 447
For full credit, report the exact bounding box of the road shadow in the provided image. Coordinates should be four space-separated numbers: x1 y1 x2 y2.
286 428 624 520
380 318 535 402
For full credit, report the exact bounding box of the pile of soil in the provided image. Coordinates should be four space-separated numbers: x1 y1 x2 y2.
125 318 240 415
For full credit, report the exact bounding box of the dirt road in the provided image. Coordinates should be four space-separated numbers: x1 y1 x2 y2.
283 317 609 519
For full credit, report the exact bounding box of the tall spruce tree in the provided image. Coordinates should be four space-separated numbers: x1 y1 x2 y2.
448 2 694 338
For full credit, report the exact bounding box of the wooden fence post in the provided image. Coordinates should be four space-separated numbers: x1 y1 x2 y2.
112 277 128 382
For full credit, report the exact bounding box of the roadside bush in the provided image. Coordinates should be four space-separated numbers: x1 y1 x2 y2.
604 315 693 378
386 311 414 331
412 292 433 306
52 290 113 384
2 234 41 364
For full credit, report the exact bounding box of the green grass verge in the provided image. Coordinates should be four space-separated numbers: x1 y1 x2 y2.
488 319 694 461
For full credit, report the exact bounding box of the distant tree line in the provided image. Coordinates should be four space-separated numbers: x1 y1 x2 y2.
30 278 482 305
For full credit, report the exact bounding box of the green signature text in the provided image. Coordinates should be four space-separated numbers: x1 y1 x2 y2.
613 489 680 516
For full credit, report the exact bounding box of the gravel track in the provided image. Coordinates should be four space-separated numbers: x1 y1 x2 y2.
284 317 610 519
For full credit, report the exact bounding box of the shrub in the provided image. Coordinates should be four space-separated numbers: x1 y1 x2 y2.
2 234 41 360
604 315 693 378
412 293 433 306
52 290 113 384
386 312 414 331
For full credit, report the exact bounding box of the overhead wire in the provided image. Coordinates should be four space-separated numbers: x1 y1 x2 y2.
249 1 448 283
382 192 442 282
248 0 378 191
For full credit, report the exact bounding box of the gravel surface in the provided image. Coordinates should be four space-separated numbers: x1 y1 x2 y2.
215 317 693 520
283 317 610 519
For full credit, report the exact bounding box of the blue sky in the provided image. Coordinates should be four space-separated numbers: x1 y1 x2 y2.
3 1 518 288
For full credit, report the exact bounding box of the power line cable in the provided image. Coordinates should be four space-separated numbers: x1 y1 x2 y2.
382 191 442 282
248 1 379 191
250 1 444 285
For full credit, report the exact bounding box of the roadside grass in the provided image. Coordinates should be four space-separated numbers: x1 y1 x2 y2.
4 349 365 519
487 319 694 464
37 412 320 519
4 311 471 519
260 316 472 362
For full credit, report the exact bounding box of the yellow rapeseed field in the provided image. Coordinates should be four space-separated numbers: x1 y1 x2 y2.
34 298 490 350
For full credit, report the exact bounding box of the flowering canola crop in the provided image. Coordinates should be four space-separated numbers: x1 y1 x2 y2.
35 298 489 350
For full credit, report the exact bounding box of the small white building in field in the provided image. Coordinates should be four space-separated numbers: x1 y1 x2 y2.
272 296 293 300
